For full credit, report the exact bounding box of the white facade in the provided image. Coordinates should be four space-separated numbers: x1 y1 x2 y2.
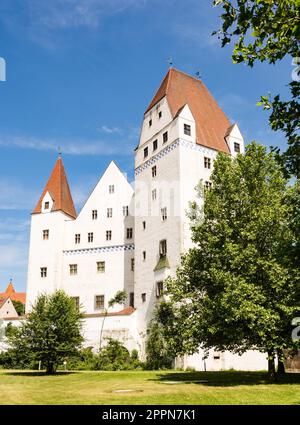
24 69 268 371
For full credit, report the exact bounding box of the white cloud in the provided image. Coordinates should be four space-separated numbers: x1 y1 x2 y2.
99 125 123 135
15 0 147 30
0 135 134 156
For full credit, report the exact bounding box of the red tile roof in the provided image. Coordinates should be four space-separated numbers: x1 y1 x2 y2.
145 68 231 153
84 306 136 318
0 281 26 305
32 156 77 219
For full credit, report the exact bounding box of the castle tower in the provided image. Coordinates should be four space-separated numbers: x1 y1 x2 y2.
26 155 77 311
134 68 245 354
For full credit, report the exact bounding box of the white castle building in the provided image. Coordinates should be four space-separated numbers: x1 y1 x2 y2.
25 68 267 371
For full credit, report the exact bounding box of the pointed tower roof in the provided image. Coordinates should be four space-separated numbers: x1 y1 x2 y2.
145 68 231 153
0 280 26 304
5 280 15 295
32 156 77 219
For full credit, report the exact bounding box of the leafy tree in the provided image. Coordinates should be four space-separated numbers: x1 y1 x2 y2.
146 306 174 370
8 291 83 374
163 142 300 381
12 300 25 316
99 290 127 351
213 0 300 177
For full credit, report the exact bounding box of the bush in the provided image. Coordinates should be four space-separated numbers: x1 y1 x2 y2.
63 340 144 371
93 339 143 371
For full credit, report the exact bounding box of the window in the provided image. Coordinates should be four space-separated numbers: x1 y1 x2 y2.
123 206 129 216
156 281 164 298
204 157 211 169
163 131 168 143
129 292 134 308
131 258 135 271
152 165 157 178
234 142 240 153
92 210 98 220
159 239 167 258
144 147 148 158
40 267 47 278
106 230 112 241
69 264 78 276
205 181 212 190
97 261 105 273
161 207 167 221
75 234 81 244
107 208 113 218
184 124 191 136
149 119 152 127
152 189 157 201
42 229 49 240
44 201 49 210
72 297 80 310
88 232 94 243
153 139 158 151
141 293 146 303
127 228 133 239
95 295 105 310
158 111 162 119
109 185 114 194
142 251 146 261
142 221 146 230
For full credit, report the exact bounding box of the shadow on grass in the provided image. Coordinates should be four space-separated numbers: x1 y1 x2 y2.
3 371 78 377
151 371 300 387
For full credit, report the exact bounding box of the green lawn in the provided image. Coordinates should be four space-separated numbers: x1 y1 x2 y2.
0 370 299 405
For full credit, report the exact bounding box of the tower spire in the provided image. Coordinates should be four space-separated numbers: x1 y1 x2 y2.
32 156 77 219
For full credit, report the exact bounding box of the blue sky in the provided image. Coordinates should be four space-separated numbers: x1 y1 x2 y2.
0 0 291 292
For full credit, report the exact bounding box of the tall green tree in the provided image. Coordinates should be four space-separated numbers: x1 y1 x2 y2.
213 0 300 177
162 142 300 380
8 291 83 374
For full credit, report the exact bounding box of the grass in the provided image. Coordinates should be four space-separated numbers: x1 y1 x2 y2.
0 370 299 405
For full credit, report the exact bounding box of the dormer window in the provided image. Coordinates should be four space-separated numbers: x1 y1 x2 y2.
159 239 167 258
144 147 148 158
184 124 191 136
44 201 49 210
234 142 240 153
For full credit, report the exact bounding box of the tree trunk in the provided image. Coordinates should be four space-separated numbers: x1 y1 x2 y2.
268 350 277 382
46 362 55 375
277 349 285 374
99 309 108 352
